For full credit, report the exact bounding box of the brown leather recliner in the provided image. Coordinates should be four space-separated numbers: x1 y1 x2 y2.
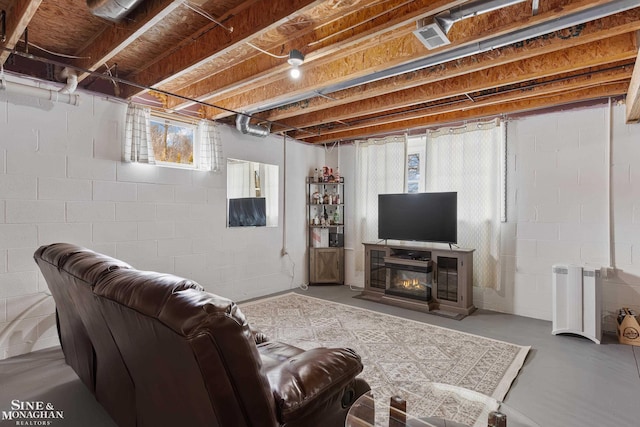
34 243 370 427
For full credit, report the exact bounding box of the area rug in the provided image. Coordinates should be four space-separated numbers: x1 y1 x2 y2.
241 292 530 427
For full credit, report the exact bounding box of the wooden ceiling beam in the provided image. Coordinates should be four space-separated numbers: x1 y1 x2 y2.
120 0 326 99
164 0 467 109
203 0 624 118
72 0 184 83
302 82 630 144
626 46 640 123
261 8 640 123
291 64 632 139
0 0 43 65
278 33 638 131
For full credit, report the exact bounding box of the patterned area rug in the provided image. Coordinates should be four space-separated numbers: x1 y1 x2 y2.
241 293 530 427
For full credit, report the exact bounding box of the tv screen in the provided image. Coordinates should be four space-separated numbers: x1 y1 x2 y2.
378 192 457 244
228 197 266 227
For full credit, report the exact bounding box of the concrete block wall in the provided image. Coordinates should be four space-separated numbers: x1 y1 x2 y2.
476 102 640 332
0 75 319 359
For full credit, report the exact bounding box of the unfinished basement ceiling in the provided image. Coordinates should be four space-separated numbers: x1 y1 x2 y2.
1 0 640 144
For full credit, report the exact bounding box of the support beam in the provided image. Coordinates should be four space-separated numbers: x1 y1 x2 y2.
0 0 43 65
302 82 630 144
626 47 640 122
291 64 632 139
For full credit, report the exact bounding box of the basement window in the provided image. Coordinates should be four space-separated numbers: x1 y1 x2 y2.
149 116 195 167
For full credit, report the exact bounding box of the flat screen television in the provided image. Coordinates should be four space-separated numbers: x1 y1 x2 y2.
228 197 266 227
378 192 457 244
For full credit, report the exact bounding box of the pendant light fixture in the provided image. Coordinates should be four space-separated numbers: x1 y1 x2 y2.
287 49 304 79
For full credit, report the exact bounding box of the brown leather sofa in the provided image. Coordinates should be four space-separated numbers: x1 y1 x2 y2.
34 243 370 427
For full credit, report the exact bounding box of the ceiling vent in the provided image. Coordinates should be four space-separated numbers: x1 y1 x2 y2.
413 18 451 50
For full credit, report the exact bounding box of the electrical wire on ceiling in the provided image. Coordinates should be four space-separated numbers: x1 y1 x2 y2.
185 2 286 60
0 46 318 137
18 39 91 59
183 1 233 33
246 42 288 59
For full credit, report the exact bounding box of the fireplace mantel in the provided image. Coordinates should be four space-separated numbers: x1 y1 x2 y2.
362 241 475 316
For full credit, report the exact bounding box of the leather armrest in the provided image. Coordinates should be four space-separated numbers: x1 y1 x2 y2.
265 347 363 422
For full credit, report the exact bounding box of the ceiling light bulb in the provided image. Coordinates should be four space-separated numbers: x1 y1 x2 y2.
290 67 301 79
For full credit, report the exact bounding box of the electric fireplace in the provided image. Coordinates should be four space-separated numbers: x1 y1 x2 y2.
384 257 432 301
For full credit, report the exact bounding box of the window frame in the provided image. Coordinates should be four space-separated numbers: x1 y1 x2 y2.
149 114 199 169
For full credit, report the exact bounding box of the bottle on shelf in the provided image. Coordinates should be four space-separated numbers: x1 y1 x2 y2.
323 206 329 223
313 168 319 183
333 209 340 225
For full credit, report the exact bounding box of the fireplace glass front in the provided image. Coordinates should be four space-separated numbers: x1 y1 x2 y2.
385 262 432 301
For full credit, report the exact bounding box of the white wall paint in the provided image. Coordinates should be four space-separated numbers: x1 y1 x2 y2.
3 74 639 359
0 75 322 359
475 103 640 332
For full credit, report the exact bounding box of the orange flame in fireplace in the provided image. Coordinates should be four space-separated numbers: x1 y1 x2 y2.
398 278 423 290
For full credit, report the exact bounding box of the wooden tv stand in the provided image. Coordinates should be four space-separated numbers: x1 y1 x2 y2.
362 241 475 316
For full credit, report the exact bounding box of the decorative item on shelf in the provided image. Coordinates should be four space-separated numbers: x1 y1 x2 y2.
334 167 340 182
313 215 319 225
334 193 340 204
313 168 319 183
323 193 330 204
312 191 320 204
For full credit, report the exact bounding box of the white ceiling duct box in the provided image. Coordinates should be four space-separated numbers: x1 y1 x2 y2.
413 18 451 50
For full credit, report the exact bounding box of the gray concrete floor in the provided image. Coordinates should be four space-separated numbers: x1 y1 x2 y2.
1 285 639 427
296 286 640 427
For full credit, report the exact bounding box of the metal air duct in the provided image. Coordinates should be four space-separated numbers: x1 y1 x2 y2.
236 113 271 138
435 0 528 34
87 0 143 22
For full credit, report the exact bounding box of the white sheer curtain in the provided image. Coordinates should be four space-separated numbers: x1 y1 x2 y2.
354 135 406 271
262 163 278 227
425 119 504 289
123 104 155 164
227 161 251 198
198 119 223 172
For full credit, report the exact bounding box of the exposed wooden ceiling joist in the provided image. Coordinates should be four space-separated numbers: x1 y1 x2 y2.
281 32 639 133
260 8 640 124
1 0 638 143
121 0 326 99
626 46 640 122
165 0 468 110
201 0 630 119
72 0 184 82
292 63 634 140
0 0 43 64
302 82 630 144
